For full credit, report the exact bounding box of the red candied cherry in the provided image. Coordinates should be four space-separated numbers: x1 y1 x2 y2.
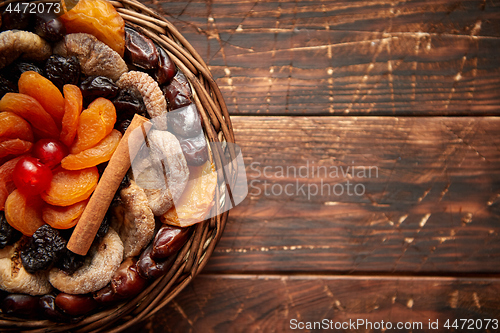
13 156 53 195
32 139 68 168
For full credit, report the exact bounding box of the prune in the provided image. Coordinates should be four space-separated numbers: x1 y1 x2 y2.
80 76 120 105
178 131 209 166
113 89 147 133
0 211 22 249
55 248 86 275
163 72 192 110
2 61 43 83
155 45 176 85
39 294 73 323
0 76 17 99
44 55 80 91
55 293 98 317
94 257 147 303
152 225 190 259
168 103 203 138
34 13 65 42
1 9 33 31
125 27 159 70
1 294 39 318
137 243 176 279
20 224 66 273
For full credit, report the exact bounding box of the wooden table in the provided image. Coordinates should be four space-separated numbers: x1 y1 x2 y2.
131 0 500 331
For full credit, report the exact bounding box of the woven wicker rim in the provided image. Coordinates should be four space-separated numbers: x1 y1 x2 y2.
0 0 235 331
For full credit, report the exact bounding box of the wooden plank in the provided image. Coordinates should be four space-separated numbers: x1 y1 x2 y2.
203 116 500 273
126 275 500 333
146 0 500 116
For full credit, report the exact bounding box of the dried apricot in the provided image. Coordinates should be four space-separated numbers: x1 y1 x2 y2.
0 112 34 142
41 166 99 206
61 129 121 170
18 71 65 126
0 139 33 159
60 84 83 147
0 156 25 210
0 93 59 139
70 97 116 154
43 199 88 229
161 161 217 227
5 189 45 236
60 0 125 57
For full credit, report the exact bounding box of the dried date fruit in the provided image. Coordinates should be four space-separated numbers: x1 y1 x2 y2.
94 257 147 303
0 294 39 318
155 45 176 85
169 103 203 138
44 55 80 91
137 243 176 279
39 294 73 323
80 76 119 105
0 211 21 249
125 27 159 70
178 131 209 166
55 293 98 316
35 13 66 42
163 71 192 110
151 225 190 259
20 224 66 273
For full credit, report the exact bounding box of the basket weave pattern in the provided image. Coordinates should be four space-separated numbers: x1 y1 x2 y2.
0 0 234 331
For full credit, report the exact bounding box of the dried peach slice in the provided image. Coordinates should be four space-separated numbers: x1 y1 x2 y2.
161 160 217 227
18 71 65 126
0 112 34 142
70 98 116 154
62 129 121 170
0 139 33 159
41 167 99 206
0 156 25 210
60 0 125 57
43 199 88 229
0 93 59 139
5 189 45 236
60 84 83 147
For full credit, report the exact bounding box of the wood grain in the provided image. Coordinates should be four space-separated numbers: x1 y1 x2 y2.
126 274 500 333
202 116 500 273
144 0 500 116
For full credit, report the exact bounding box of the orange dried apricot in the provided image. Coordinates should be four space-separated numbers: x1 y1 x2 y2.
41 166 99 206
60 0 125 57
0 93 59 139
0 112 34 142
5 189 45 236
70 97 116 154
43 199 88 229
62 129 121 170
18 71 65 126
161 160 217 227
0 156 25 210
60 84 83 147
0 139 33 159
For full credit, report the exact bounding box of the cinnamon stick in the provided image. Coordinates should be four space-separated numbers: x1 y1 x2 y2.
67 114 152 255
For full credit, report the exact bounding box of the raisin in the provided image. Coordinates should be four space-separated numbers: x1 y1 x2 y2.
0 76 17 99
163 72 192 110
94 213 110 245
1 9 33 31
113 89 147 133
44 55 80 91
0 211 22 249
80 76 119 106
34 13 66 42
125 27 159 70
20 224 66 273
55 248 86 275
2 61 43 83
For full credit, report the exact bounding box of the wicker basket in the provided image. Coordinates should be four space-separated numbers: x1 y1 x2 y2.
0 0 235 331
